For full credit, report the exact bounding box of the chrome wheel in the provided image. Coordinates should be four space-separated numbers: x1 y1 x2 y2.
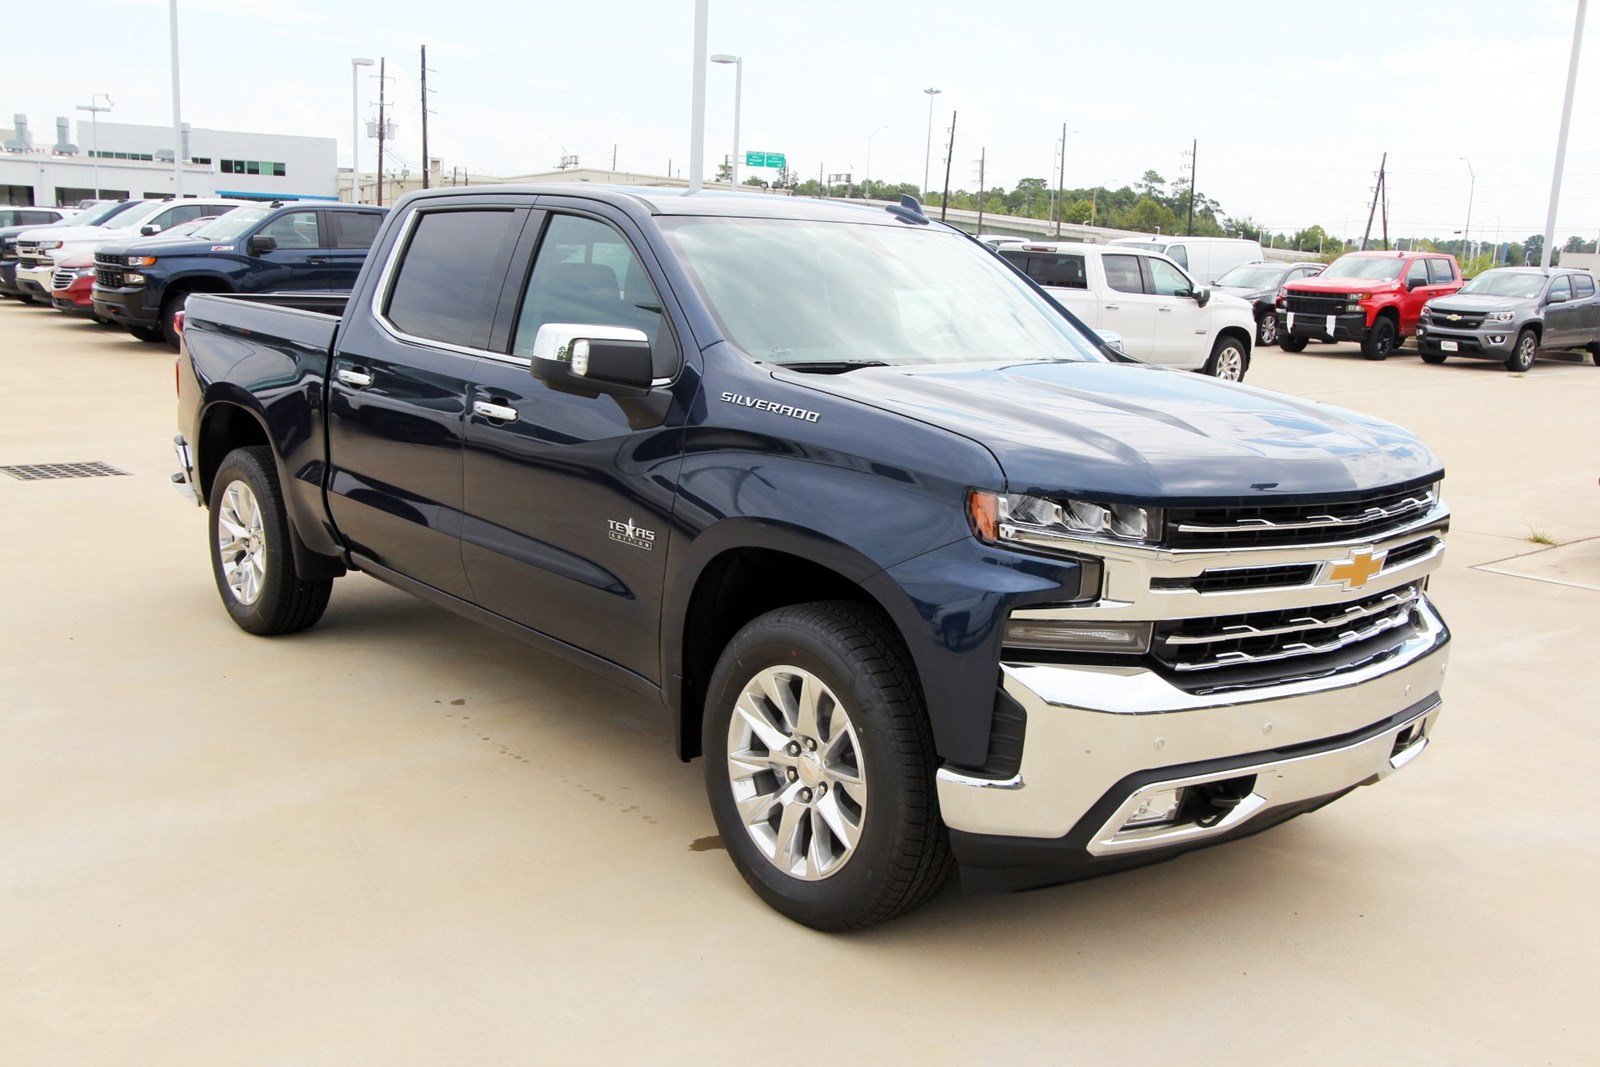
725 665 868 881
216 479 266 606
1212 345 1246 381
1511 333 1536 371
1258 313 1278 345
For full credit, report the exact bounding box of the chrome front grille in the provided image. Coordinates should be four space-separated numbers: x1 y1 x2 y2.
1165 484 1438 548
51 268 75 290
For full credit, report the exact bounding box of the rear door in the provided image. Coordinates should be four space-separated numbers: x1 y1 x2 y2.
1095 252 1158 358
1003 249 1097 322
460 202 692 681
1570 272 1600 340
325 202 527 597
321 209 384 293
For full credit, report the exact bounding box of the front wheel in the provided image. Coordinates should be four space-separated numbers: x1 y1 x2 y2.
1278 335 1310 353
129 325 166 344
1204 336 1249 381
1420 349 1448 365
703 602 952 930
1255 311 1279 347
1361 317 1398 360
1505 329 1538 372
208 446 333 635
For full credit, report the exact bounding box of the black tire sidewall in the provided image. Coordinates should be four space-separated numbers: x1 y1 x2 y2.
207 447 297 635
1279 335 1309 353
1421 349 1447 364
1507 330 1537 372
1363 318 1397 360
702 608 934 929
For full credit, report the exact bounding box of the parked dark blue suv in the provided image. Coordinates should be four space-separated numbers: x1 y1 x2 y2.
93 202 387 346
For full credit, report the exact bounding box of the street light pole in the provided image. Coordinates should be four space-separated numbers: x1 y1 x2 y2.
710 54 742 187
350 58 373 203
1542 0 1587 269
688 0 708 193
865 125 886 194
1459 157 1475 265
921 87 940 198
76 95 113 200
168 0 184 196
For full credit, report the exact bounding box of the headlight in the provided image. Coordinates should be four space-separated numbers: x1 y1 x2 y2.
968 490 1162 550
127 255 158 267
1419 307 1432 319
1487 310 1514 322
125 272 146 285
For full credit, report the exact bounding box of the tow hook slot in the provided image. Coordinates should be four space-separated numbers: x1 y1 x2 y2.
1187 775 1257 828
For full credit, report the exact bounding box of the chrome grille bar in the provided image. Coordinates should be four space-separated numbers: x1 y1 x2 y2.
1163 586 1421 646
1165 603 1419 673
1173 493 1434 535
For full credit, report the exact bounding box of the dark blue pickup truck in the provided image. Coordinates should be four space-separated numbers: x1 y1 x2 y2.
93 202 386 346
173 186 1452 929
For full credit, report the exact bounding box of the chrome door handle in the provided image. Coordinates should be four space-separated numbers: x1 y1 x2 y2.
473 399 518 422
1104 304 1120 310
1157 306 1173 313
336 367 373 388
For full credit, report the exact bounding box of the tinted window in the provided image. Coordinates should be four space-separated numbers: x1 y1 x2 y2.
329 210 383 249
1427 258 1455 284
1571 273 1594 298
1548 275 1572 301
1147 257 1192 296
1405 260 1429 286
258 210 322 249
21 210 57 225
386 208 522 349
1295 265 1323 280
513 214 664 357
1028 253 1087 289
1165 244 1189 269
1102 254 1145 294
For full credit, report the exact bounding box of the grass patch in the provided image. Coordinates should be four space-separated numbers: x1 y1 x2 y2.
1527 528 1557 546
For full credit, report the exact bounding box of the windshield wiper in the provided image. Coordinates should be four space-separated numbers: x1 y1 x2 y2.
774 360 892 374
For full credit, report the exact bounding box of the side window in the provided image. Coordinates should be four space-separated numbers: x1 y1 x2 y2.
998 250 1028 272
1547 275 1573 301
1165 244 1189 269
258 210 322 249
1296 266 1322 280
328 211 383 249
1405 260 1429 287
1031 253 1087 289
1573 273 1596 298
1428 258 1455 284
384 208 524 349
1147 257 1192 297
512 214 665 358
1102 254 1145 294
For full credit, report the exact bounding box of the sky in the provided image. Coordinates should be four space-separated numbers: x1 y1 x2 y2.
16 0 1600 245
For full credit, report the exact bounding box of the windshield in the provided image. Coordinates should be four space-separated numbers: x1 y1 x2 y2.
659 218 1107 367
192 207 269 242
1114 241 1165 252
73 200 142 227
1457 271 1547 299
1215 265 1286 288
1320 255 1405 281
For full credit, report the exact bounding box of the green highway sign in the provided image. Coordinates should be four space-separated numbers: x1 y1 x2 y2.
745 151 786 169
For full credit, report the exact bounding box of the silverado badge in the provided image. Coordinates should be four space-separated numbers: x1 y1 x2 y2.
1321 548 1386 591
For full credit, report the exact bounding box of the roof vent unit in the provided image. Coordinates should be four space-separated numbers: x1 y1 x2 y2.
3 112 29 153
53 116 78 155
154 148 176 163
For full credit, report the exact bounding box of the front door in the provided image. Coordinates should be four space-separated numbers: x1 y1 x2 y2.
1097 253 1159 359
461 206 691 682
1147 255 1209 367
249 209 336 291
326 203 528 598
1542 274 1578 345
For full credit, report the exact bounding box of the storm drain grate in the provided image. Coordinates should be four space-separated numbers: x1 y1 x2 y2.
1 462 130 481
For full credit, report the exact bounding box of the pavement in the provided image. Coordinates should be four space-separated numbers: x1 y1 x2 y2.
2 303 1597 1064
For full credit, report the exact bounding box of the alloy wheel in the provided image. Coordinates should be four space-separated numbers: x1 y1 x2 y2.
216 480 267 606
1214 346 1246 381
1258 313 1278 345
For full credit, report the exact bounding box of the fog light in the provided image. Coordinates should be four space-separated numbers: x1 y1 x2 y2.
1122 787 1185 829
125 272 146 285
1488 334 1505 345
1002 618 1152 653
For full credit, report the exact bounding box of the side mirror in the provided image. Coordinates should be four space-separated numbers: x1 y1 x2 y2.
530 323 654 397
139 223 161 236
1546 291 1569 304
1405 275 1425 290
1195 286 1211 307
1094 328 1125 354
247 234 278 255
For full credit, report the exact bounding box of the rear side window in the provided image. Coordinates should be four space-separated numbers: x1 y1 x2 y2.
1165 244 1189 269
1428 258 1456 284
1571 273 1595 298
1028 253 1087 289
1406 260 1429 287
385 208 523 349
21 210 57 225
328 211 383 249
1102 254 1145 294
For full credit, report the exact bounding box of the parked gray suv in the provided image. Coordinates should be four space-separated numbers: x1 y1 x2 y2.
1417 267 1600 371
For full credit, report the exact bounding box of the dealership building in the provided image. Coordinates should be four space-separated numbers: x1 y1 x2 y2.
0 114 337 207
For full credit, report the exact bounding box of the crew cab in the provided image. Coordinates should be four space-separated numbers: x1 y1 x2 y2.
93 202 386 346
999 241 1256 379
1279 250 1462 360
173 187 1451 930
1418 266 1600 371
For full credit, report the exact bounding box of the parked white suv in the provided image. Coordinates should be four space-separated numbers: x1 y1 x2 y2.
999 241 1256 380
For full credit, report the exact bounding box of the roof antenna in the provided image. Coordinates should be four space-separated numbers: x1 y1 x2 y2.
886 193 929 225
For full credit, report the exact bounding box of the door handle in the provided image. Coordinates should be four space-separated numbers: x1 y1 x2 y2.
336 367 374 388
1158 306 1173 313
473 398 519 422
307 256 329 265
1104 304 1120 311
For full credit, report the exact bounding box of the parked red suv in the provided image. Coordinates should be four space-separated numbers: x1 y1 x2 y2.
1278 250 1463 360
48 251 100 320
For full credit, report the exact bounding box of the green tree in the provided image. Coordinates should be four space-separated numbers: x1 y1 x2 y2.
1136 170 1166 199
1119 196 1178 235
1062 198 1095 224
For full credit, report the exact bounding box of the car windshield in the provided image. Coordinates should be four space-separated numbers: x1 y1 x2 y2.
1115 241 1165 252
74 201 141 227
1457 271 1548 299
658 218 1107 367
1215 265 1286 288
1320 255 1405 281
192 207 269 242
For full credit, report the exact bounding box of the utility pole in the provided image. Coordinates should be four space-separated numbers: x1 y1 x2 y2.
921 88 941 198
939 110 956 221
1360 152 1386 250
377 57 387 207
1381 189 1390 251
975 148 986 234
612 144 617 172
1185 137 1197 235
1055 121 1067 237
1542 0 1587 268
420 46 430 189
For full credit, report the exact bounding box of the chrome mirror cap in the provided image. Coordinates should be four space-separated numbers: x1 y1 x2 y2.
531 322 650 376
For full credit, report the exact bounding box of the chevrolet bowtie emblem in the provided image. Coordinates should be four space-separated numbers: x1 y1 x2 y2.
1446 313 1461 321
1323 549 1386 590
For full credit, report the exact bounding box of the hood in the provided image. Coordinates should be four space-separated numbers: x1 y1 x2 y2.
1425 292 1533 312
1286 275 1399 294
94 233 219 258
782 360 1440 502
19 223 137 245
1213 284 1274 301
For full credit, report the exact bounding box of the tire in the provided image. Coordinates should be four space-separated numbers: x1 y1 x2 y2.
702 601 952 931
16 292 36 305
1203 335 1249 381
1361 316 1398 360
1420 349 1447 365
1255 310 1279 347
1505 329 1537 372
159 293 184 350
129 325 166 344
1278 335 1310 353
208 446 333 636
1590 343 1600 366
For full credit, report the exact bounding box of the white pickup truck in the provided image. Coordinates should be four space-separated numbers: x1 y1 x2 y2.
999 241 1257 380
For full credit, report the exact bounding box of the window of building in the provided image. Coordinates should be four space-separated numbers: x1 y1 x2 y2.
191 157 211 165
0 185 36 208
273 163 286 177
56 187 130 205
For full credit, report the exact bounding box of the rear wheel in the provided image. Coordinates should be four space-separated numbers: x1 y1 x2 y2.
1420 349 1447 365
1361 317 1398 360
702 602 952 930
1255 311 1279 347
1506 329 1538 372
1278 335 1310 353
129 325 165 344
1203 335 1249 381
